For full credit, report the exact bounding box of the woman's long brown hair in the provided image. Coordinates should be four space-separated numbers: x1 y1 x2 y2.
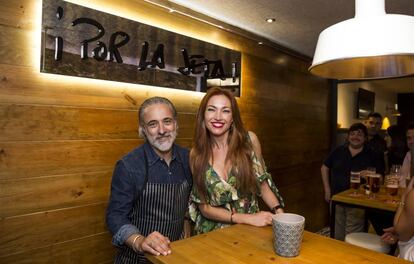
190 87 256 200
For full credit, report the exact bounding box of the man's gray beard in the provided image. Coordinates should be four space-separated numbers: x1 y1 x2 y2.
148 130 177 153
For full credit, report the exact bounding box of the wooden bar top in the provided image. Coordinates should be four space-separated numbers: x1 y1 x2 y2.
146 224 409 264
332 188 400 212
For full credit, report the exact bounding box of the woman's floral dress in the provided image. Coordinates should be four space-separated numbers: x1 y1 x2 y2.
189 151 284 234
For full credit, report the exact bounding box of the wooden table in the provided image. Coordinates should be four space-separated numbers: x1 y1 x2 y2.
330 188 400 238
146 224 409 264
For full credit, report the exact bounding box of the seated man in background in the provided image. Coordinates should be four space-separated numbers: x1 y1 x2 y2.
401 123 414 187
321 123 382 240
382 177 414 261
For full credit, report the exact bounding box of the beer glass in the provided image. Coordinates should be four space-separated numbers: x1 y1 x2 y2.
368 174 381 199
390 164 402 192
364 167 376 182
350 171 361 196
385 174 398 200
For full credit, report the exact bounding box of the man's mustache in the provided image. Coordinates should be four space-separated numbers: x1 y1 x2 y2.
156 134 171 140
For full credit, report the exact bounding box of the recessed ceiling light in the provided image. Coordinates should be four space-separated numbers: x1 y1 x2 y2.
258 42 263 45
266 18 275 23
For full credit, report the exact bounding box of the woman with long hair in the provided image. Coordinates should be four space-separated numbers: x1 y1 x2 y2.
189 87 284 234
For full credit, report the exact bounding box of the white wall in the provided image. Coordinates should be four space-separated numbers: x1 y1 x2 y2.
337 82 397 128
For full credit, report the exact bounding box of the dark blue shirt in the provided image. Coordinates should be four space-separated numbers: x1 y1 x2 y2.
366 134 387 174
324 143 382 195
106 142 192 246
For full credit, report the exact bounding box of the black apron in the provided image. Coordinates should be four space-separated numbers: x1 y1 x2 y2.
115 152 190 264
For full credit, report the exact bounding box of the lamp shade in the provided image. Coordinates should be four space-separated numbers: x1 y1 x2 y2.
309 0 414 80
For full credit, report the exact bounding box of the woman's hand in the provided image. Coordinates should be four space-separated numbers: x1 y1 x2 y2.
234 211 273 227
381 227 398 244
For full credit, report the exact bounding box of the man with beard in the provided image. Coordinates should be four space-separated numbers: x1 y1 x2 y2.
106 97 192 263
321 123 382 240
401 123 414 186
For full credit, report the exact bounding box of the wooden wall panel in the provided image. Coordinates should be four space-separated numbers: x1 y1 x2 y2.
0 203 108 255
0 0 37 30
0 140 139 179
0 64 202 112
0 232 116 264
0 170 112 217
0 0 331 263
0 138 191 179
0 104 195 141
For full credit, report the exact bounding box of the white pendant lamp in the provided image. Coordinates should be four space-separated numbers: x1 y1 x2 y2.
309 0 414 80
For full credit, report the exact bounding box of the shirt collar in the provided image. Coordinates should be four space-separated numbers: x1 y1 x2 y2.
143 142 181 166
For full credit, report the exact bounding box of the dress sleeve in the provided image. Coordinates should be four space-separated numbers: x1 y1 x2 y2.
252 151 284 208
190 184 203 204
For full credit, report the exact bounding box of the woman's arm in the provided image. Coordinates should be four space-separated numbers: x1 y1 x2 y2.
393 178 414 242
260 181 283 213
248 131 283 213
198 203 273 226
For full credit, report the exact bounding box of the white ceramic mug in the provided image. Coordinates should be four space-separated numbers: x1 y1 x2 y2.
272 213 305 257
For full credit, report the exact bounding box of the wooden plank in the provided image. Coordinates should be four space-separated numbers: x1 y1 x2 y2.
0 103 196 141
258 136 329 155
243 117 330 139
0 203 109 256
0 232 116 263
269 161 324 188
0 170 112 218
239 100 329 121
0 139 138 180
263 148 328 171
0 138 192 180
0 0 38 30
0 64 203 111
0 25 35 67
241 76 330 107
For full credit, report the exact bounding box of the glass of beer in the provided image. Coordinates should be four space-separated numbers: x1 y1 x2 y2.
350 171 361 196
385 174 398 199
368 173 381 199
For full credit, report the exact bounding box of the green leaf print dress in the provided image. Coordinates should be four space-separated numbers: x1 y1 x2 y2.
189 150 284 234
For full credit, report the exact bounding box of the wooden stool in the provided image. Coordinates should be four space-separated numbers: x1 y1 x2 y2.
345 232 390 253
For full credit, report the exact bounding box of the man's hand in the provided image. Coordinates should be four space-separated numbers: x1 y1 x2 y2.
139 231 171 256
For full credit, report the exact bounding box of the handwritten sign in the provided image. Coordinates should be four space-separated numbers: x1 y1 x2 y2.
41 0 241 96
